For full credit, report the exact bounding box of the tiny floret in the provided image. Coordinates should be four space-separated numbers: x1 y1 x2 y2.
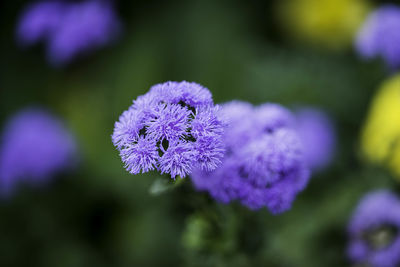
112 81 225 179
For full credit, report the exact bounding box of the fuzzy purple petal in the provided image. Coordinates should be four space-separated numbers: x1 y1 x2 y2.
159 141 195 178
120 136 158 174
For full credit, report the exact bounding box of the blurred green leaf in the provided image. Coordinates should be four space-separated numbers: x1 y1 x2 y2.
149 176 185 196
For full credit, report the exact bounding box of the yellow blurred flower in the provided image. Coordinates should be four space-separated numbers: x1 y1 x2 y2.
278 0 371 50
361 74 400 177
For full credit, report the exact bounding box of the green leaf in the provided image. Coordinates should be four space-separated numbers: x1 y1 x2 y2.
148 177 185 196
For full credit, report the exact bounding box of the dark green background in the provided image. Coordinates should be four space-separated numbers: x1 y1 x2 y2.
1 0 399 266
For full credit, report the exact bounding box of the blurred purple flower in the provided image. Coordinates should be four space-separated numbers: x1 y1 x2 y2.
0 108 77 196
16 1 65 45
295 108 336 171
16 0 121 66
355 5 400 70
191 101 310 214
112 81 225 179
347 191 400 267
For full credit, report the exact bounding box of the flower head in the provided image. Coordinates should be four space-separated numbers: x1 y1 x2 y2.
16 0 121 66
191 101 310 214
112 81 225 179
295 107 336 171
356 5 400 70
0 108 77 196
16 1 65 45
347 191 400 267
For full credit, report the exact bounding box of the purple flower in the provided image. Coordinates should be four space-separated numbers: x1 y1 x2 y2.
347 191 400 267
355 5 400 70
112 81 225 179
16 0 121 66
295 108 336 171
0 108 77 196
191 101 310 214
16 1 65 45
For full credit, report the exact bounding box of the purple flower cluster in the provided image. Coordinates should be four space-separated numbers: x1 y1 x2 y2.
295 107 336 171
355 5 400 70
347 191 400 267
0 108 77 196
16 0 121 66
191 101 310 214
112 81 225 179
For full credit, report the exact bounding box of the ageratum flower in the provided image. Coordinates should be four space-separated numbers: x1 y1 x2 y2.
112 81 225 179
356 5 400 70
295 108 336 171
191 101 310 214
16 0 121 66
347 191 400 267
0 108 77 196
16 1 64 46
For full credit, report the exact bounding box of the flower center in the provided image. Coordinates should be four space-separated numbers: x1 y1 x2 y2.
363 224 398 250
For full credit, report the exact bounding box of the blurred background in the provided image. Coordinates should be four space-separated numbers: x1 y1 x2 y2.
1 0 400 266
